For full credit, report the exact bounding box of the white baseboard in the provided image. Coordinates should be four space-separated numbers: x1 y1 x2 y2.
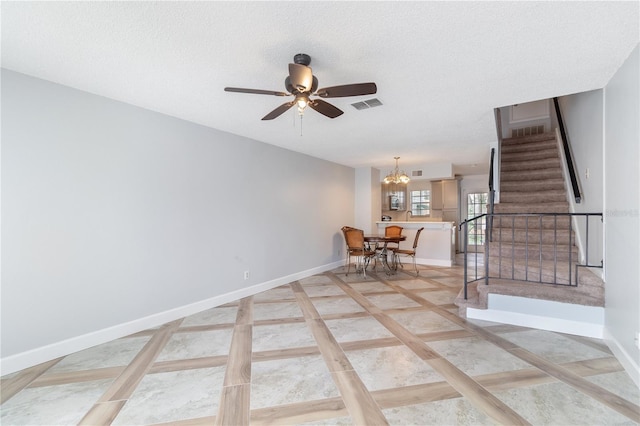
0 260 343 376
467 294 605 338
415 257 453 267
603 328 640 388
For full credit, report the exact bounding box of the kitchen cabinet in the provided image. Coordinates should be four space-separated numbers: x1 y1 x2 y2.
430 179 460 251
431 181 443 210
431 179 459 211
381 183 407 211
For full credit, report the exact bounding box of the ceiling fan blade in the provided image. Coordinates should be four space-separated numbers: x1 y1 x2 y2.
315 82 377 98
262 101 296 120
225 87 289 96
308 99 344 119
288 63 313 92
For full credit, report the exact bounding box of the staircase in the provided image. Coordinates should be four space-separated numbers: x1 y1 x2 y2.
456 132 604 316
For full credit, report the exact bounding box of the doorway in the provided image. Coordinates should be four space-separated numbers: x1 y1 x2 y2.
465 192 488 252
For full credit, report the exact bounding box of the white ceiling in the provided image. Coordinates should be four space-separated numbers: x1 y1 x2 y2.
2 1 638 174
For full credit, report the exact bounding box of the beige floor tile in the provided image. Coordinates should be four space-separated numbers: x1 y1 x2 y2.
3 263 639 426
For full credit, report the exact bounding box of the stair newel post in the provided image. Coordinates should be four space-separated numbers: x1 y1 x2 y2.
463 221 468 300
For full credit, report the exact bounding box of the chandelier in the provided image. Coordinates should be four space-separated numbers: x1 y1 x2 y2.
383 157 410 184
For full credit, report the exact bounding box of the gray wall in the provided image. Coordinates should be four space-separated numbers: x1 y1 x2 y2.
558 90 604 265
603 44 640 371
1 69 354 361
355 167 381 233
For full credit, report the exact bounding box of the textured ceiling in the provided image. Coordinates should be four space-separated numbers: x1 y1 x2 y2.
2 1 638 173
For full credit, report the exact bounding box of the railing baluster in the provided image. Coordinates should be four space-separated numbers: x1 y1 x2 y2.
485 214 489 286
525 216 529 281
585 216 590 267
538 215 543 283
553 215 557 284
511 216 515 279
499 216 503 278
569 214 573 285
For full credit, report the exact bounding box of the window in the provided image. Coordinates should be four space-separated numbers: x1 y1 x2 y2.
466 192 488 245
410 190 430 216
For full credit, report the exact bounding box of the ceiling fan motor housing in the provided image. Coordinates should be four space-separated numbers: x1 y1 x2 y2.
293 53 311 66
285 76 318 94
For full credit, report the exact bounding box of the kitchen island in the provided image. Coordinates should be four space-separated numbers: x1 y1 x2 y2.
376 221 456 267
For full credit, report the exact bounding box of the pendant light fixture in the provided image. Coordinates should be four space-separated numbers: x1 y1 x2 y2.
383 157 410 184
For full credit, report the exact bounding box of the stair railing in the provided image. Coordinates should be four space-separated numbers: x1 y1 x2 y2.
461 148 495 300
553 97 582 203
461 213 489 300
460 212 602 300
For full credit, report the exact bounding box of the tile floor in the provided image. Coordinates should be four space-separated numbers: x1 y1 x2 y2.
1 261 639 425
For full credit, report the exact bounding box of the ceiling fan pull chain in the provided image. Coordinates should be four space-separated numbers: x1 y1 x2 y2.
300 113 303 137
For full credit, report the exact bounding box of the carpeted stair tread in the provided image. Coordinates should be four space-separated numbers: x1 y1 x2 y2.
493 202 569 214
500 179 566 193
501 158 561 172
501 168 563 181
455 269 604 312
488 258 603 288
491 215 572 229
502 132 557 144
462 275 603 309
500 190 567 204
488 228 574 244
488 243 577 261
501 145 557 156
501 148 560 162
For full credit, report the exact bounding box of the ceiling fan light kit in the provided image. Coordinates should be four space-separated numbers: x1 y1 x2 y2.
224 54 377 120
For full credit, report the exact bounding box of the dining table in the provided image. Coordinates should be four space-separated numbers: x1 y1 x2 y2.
364 234 406 275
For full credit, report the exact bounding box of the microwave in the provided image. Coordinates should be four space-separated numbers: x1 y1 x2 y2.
389 195 400 210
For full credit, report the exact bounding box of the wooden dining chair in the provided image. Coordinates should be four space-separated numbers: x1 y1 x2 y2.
341 226 357 267
343 228 376 277
394 227 424 275
383 225 404 253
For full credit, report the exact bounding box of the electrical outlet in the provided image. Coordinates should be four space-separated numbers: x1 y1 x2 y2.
635 332 639 349
244 271 249 280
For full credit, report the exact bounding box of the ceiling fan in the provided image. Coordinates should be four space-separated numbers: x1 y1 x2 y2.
224 53 377 120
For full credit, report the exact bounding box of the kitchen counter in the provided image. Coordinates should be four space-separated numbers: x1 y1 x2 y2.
376 221 455 266
377 220 454 227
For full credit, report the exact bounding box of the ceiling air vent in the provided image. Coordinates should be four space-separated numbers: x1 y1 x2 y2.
412 170 423 177
351 98 383 110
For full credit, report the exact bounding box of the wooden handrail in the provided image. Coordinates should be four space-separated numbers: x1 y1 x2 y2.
553 97 582 203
